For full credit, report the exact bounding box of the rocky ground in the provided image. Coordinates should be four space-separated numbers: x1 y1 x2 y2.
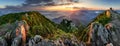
0 21 86 46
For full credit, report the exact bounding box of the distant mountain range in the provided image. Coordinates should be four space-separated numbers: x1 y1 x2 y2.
0 9 103 26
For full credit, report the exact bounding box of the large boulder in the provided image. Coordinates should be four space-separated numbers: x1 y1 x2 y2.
33 35 43 43
11 35 22 46
29 35 44 46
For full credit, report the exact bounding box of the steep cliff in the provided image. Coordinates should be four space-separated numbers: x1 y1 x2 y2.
80 8 120 46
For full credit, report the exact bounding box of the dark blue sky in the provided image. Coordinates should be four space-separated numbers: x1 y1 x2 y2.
0 0 120 9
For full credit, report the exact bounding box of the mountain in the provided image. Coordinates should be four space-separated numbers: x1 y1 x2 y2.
52 10 99 26
0 11 82 46
1 8 120 46
58 19 78 33
79 8 120 46
0 11 58 38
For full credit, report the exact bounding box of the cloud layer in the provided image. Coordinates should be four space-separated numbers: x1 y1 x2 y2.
23 0 53 6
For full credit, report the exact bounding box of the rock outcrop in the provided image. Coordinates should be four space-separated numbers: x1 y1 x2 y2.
0 37 7 46
11 35 22 46
85 8 120 46
14 21 29 46
0 20 29 46
28 35 43 46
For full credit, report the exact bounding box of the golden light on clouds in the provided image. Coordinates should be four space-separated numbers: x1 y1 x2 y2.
42 5 79 11
41 3 106 11
29 2 107 11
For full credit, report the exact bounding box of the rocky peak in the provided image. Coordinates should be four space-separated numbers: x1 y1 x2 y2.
106 8 120 20
84 8 120 46
106 10 111 18
105 8 115 18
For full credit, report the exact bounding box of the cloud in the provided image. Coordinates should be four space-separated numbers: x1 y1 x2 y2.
23 0 53 6
25 0 52 4
3 0 54 10
22 0 81 6
2 0 82 10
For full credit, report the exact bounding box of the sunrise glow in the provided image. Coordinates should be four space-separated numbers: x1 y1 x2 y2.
43 5 80 11
42 3 106 11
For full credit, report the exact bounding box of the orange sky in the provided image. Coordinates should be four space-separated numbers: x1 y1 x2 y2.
40 3 107 11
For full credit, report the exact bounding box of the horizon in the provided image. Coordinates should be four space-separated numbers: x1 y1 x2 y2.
0 0 120 10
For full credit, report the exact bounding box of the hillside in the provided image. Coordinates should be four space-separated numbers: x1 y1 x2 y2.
0 11 58 38
0 11 83 46
79 8 120 46
1 8 120 46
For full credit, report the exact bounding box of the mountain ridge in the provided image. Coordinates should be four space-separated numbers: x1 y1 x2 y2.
79 8 120 46
0 11 58 38
0 8 120 46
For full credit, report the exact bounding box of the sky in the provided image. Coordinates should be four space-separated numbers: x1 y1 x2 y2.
0 0 25 8
81 0 120 9
0 0 120 9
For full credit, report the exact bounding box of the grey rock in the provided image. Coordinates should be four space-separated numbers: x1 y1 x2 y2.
37 40 48 46
79 41 86 46
33 35 43 43
28 39 36 46
85 8 120 46
11 35 22 46
0 37 7 46
14 21 29 46
29 35 44 46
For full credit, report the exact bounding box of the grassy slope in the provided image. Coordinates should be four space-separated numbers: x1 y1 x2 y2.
0 11 85 40
88 11 111 26
0 11 59 38
1 10 111 41
78 10 112 42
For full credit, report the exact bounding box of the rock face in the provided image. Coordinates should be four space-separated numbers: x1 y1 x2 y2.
10 21 29 46
86 8 120 46
0 11 81 46
11 35 22 46
15 21 29 46
0 37 7 46
0 20 29 46
28 35 43 46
